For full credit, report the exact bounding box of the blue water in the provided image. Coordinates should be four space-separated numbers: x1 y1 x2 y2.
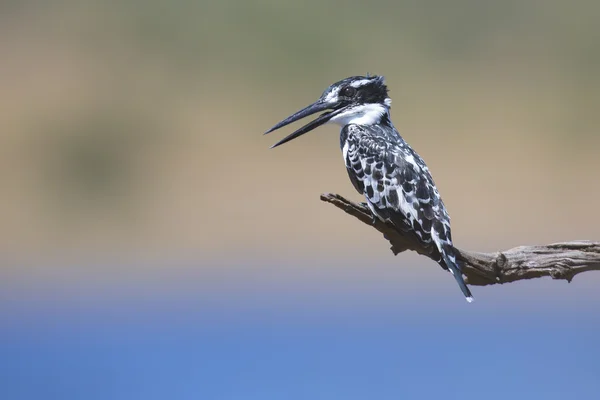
1 271 599 400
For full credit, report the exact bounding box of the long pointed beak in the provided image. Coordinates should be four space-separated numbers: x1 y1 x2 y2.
265 100 340 148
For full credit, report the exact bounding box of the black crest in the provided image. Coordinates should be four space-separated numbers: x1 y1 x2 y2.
331 75 389 105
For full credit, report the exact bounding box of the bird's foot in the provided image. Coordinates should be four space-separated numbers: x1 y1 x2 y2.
359 202 379 225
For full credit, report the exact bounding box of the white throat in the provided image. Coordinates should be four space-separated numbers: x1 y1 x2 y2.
328 103 389 127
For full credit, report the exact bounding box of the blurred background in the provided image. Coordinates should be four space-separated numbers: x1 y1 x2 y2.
1 1 599 399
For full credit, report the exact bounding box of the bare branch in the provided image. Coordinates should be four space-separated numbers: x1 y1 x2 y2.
320 193 600 286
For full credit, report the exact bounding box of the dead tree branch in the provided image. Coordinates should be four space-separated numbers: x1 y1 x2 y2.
321 193 600 286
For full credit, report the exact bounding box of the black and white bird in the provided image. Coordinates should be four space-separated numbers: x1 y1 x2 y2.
265 75 473 302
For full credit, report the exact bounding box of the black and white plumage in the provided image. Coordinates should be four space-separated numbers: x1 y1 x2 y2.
265 75 473 302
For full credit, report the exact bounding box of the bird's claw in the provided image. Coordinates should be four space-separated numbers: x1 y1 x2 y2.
359 202 378 225
371 214 378 225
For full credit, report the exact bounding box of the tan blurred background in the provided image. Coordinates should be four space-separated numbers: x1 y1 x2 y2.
1 1 599 282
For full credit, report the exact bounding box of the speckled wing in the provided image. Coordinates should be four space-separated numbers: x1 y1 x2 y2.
341 125 453 261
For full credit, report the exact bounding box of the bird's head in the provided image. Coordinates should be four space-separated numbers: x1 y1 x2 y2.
265 75 391 148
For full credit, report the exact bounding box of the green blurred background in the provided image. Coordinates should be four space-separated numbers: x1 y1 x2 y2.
2 0 599 269
1 1 599 398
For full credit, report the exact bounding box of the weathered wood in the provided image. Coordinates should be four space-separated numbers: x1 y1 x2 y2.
321 193 600 286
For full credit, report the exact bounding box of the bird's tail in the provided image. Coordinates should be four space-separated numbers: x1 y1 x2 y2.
441 249 474 303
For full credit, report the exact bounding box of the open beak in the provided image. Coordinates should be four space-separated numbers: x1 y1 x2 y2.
265 100 341 148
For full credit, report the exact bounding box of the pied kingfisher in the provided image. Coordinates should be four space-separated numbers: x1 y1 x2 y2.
265 75 473 302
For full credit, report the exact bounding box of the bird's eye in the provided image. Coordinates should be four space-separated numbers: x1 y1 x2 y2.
341 86 356 97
